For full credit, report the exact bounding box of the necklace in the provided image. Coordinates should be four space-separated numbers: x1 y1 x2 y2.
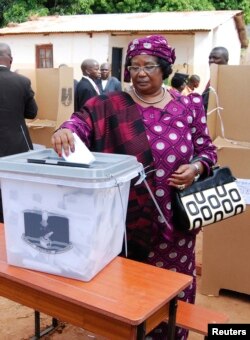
132 86 166 104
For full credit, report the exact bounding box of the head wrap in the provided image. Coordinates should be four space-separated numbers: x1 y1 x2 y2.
124 35 176 82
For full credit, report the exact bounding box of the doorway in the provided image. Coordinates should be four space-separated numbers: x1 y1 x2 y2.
111 47 123 81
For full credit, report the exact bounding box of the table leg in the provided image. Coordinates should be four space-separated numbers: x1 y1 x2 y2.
30 310 59 339
136 322 146 339
34 310 40 338
167 297 178 340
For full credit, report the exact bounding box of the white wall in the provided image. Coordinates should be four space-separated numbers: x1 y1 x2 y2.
68 33 110 80
5 35 39 69
213 19 241 65
193 32 213 93
192 18 241 93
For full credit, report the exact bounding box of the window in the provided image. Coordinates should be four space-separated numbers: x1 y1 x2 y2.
36 44 53 68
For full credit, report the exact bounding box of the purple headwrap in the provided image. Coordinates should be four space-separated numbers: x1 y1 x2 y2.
124 35 176 82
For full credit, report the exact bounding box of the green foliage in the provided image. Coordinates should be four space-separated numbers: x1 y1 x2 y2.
212 0 250 23
0 0 13 26
87 0 144 14
89 0 214 13
45 0 95 15
3 0 48 25
154 0 214 12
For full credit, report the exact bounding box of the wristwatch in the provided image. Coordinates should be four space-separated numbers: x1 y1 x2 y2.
192 163 201 182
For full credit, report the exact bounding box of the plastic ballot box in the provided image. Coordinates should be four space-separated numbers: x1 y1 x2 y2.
0 149 143 281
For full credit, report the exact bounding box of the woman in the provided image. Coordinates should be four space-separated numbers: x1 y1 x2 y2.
52 35 217 339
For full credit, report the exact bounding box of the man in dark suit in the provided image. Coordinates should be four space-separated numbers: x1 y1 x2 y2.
96 62 122 94
74 58 100 111
0 42 38 222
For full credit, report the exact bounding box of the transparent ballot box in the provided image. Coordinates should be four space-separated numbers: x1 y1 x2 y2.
0 149 143 281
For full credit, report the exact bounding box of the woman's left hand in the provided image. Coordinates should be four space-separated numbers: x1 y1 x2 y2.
168 164 198 190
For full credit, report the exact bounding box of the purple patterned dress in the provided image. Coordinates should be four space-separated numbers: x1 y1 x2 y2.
137 91 217 339
60 90 217 340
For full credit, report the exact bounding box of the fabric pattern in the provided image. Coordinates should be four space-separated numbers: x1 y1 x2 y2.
138 89 216 339
61 91 156 260
60 90 217 339
136 89 217 241
146 232 197 340
61 90 217 243
137 89 215 339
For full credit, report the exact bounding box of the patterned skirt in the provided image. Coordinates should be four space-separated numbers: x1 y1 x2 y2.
145 231 197 340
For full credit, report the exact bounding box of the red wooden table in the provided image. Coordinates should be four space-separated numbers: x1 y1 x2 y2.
0 224 192 339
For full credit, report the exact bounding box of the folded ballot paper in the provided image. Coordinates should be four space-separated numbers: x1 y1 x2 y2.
62 132 95 165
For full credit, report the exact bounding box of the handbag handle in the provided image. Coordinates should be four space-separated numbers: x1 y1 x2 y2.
143 178 172 229
177 166 236 198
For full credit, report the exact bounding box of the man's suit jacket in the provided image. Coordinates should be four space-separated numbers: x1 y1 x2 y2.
97 76 122 94
0 67 38 157
74 77 99 111
0 66 38 223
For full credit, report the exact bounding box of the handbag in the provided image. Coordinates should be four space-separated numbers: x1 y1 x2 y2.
172 166 246 231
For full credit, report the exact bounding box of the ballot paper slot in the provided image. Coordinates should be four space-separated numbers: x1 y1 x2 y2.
27 157 91 168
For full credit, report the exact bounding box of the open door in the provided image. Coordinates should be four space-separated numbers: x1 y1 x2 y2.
111 47 123 81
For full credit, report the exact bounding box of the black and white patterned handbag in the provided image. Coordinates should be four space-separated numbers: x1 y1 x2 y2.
172 166 246 231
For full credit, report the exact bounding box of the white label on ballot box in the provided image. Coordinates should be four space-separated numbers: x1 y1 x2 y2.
62 132 95 165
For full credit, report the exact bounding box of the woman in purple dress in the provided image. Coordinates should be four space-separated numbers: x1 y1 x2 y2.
52 35 217 339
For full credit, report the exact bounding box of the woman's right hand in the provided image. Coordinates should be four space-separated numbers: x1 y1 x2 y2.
51 128 75 157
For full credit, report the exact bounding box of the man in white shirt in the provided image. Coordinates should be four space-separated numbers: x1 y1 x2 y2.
96 62 122 94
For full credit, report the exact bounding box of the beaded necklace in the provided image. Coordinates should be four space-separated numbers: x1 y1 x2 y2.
132 86 166 104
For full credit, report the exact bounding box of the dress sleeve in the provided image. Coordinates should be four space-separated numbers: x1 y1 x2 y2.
188 93 217 174
59 107 94 148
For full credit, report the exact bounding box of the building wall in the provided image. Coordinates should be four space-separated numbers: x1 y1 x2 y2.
68 33 110 80
193 19 242 93
193 32 213 93
4 32 196 86
213 19 241 64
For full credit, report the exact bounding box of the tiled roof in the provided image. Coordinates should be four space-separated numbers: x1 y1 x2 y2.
0 11 244 34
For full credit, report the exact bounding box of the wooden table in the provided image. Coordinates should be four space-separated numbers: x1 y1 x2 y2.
0 224 192 339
